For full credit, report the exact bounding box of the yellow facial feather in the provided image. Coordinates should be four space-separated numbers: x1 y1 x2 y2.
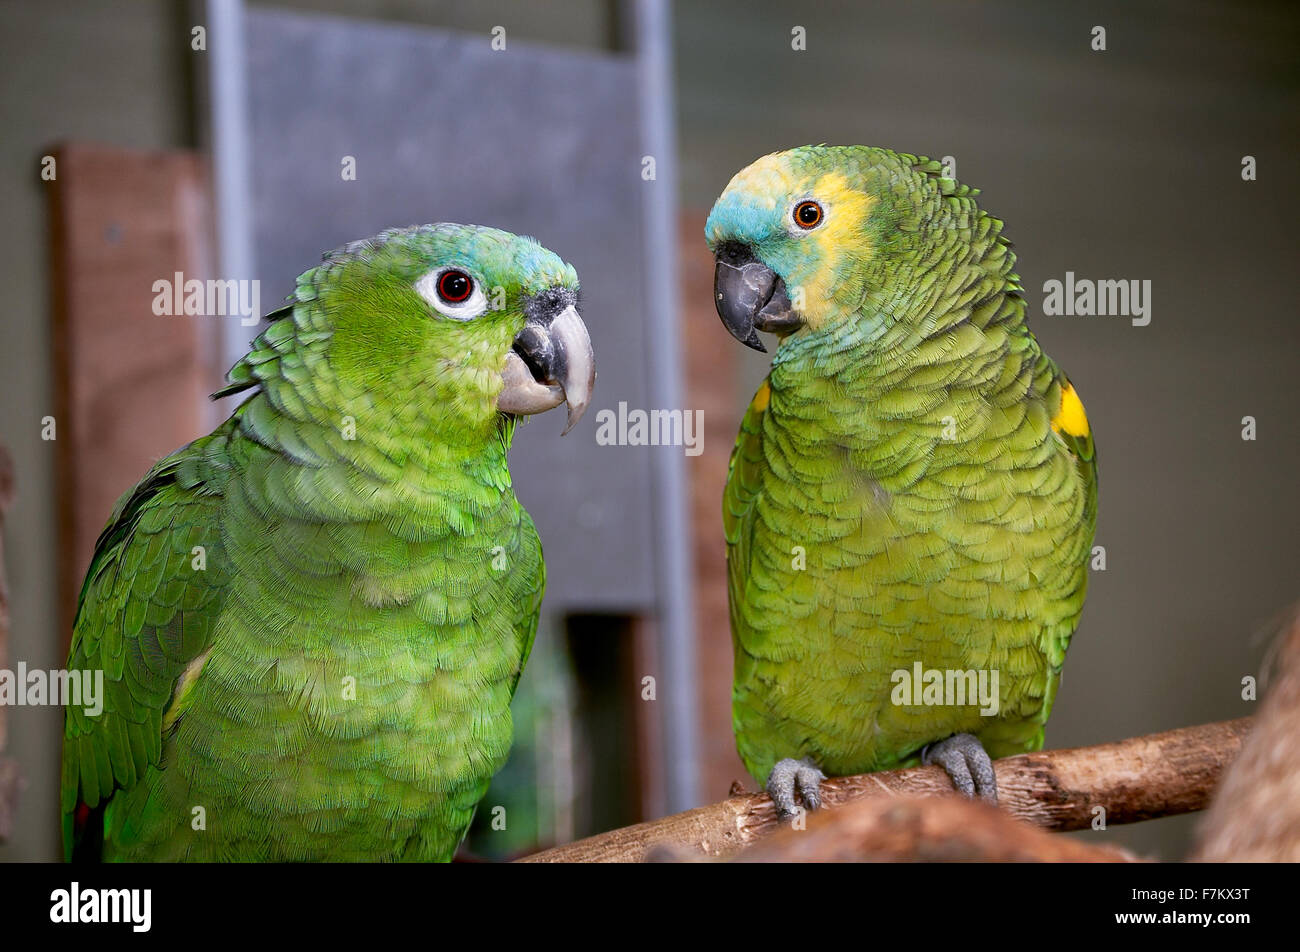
797 170 876 328
726 152 800 208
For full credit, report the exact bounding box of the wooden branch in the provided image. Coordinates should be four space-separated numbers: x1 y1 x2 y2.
733 794 1140 863
1194 607 1300 861
519 718 1252 863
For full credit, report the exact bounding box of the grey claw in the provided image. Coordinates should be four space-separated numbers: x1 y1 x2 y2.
796 768 823 811
922 733 998 803
766 757 826 818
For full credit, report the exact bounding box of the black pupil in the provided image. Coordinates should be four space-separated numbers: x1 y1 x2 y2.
439 271 471 302
798 202 820 225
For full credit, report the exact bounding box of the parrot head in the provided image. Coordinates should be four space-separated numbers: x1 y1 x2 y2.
704 145 942 353
232 223 595 438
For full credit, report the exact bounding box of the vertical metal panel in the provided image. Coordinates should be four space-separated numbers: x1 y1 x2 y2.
204 0 257 380
242 8 656 611
628 0 701 811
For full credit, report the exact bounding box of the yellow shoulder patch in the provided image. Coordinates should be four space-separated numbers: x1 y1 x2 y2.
749 380 771 413
1051 382 1089 439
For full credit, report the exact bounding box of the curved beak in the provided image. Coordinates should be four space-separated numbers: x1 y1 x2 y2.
713 244 804 353
498 303 595 435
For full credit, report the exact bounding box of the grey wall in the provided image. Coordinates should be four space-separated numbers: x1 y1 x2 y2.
676 0 1300 859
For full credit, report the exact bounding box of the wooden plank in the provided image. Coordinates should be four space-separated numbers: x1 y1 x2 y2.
46 144 218 645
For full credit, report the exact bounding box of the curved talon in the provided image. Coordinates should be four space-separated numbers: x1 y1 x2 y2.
922 733 998 803
766 757 826 818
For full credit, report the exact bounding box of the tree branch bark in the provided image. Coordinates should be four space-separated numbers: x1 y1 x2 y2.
520 718 1252 863
733 794 1140 863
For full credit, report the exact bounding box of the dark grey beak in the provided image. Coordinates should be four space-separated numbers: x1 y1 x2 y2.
713 243 804 353
498 297 595 435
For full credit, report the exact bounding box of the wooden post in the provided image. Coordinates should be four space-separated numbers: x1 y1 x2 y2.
1194 608 1300 861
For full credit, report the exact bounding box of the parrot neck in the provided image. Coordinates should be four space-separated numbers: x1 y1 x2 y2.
768 278 1040 452
772 213 1033 413
226 310 517 479
232 381 518 525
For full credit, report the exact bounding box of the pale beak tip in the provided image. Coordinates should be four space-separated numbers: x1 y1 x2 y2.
560 373 594 436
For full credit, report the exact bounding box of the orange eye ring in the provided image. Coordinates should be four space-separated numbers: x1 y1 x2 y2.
793 200 823 229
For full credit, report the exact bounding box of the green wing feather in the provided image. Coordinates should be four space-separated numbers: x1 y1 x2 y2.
722 379 775 766
1036 362 1099 721
723 380 768 648
61 429 234 860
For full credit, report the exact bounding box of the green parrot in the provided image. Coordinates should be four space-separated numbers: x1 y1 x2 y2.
61 223 595 861
706 146 1096 813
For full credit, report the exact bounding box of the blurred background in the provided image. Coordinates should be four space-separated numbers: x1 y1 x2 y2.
1 0 1296 862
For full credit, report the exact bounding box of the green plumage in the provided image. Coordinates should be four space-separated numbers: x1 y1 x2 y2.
62 224 579 860
707 146 1098 785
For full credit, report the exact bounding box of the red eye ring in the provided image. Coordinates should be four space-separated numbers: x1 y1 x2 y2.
793 200 823 229
437 269 474 304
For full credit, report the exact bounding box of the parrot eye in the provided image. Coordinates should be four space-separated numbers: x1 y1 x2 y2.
793 200 824 229
437 270 473 303
414 266 490 321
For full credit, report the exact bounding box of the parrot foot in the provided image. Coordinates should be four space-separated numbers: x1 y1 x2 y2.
765 757 826 818
922 733 998 802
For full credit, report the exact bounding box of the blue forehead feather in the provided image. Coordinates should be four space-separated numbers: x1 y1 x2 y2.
705 190 782 248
